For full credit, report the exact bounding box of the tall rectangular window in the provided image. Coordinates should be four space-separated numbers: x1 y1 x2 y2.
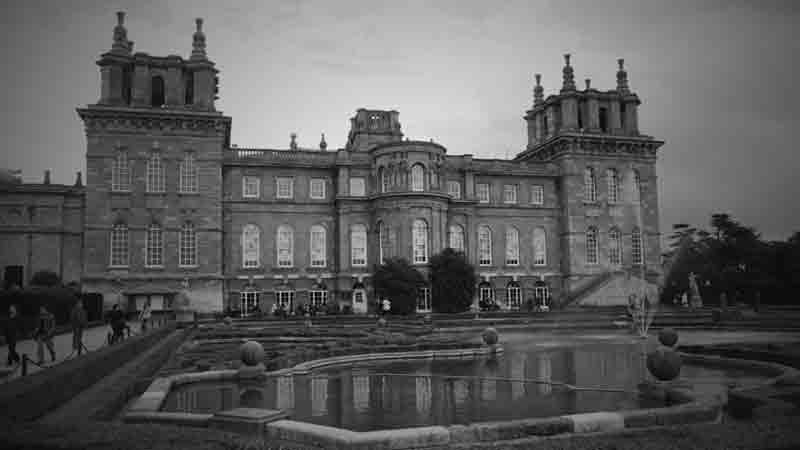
416 287 432 312
110 224 129 267
310 225 326 267
447 181 461 199
146 153 165 193
179 152 198 193
243 176 260 198
477 183 490 203
111 151 130 192
607 169 619 203
179 222 197 267
146 224 163 267
310 178 325 200
276 177 294 199
586 227 599 265
242 224 260 268
310 290 328 309
632 228 643 265
503 184 518 204
349 177 365 197
277 226 294 267
531 185 544 205
478 226 492 266
584 168 597 203
351 225 367 266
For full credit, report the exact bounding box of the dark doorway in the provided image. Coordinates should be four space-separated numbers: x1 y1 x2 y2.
4 265 23 290
151 75 165 107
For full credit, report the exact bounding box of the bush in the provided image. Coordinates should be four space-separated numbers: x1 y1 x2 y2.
429 248 478 313
373 258 426 315
0 287 80 333
30 270 61 287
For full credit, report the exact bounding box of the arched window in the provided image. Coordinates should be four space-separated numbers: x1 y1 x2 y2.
507 282 521 310
608 227 622 266
111 150 130 192
632 227 643 265
179 152 198 193
478 225 492 266
110 223 129 267
448 224 465 252
606 168 619 203
479 281 494 307
505 226 520 266
584 167 597 203
179 222 197 267
310 225 326 267
277 225 294 267
412 219 429 264
631 169 641 202
533 227 547 266
380 167 389 193
146 152 164 193
586 226 599 265
534 280 551 308
242 224 260 268
411 164 425 192
151 75 165 107
378 221 394 263
146 224 163 267
351 224 367 267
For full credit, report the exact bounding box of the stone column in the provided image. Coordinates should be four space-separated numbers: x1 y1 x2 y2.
165 63 182 107
131 63 149 107
609 99 622 135
99 66 112 104
586 92 599 131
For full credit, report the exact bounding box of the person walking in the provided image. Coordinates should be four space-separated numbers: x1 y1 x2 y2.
70 299 88 356
34 305 56 364
4 305 22 366
138 301 152 333
108 304 126 344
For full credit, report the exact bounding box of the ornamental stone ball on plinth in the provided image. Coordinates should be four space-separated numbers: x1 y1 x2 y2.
237 340 265 378
646 329 682 382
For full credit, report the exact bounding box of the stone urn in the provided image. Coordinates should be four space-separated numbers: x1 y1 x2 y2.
237 340 266 378
658 328 678 348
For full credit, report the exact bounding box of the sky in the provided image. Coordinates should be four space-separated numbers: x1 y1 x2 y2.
0 0 798 242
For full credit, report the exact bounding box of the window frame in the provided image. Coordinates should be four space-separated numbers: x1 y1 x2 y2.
586 227 599 265
276 225 294 268
507 284 522 310
503 184 518 204
412 219 429 265
242 224 261 269
109 223 129 268
309 178 326 200
411 164 425 192
179 152 198 194
350 224 367 267
349 177 366 197
276 177 294 200
606 168 619 203
531 184 544 206
533 227 547 266
632 227 644 265
145 224 164 268
416 287 432 312
505 226 520 266
146 152 165 193
447 180 461 199
448 224 465 252
309 225 326 268
478 225 492 266
477 183 490 204
609 227 622 266
584 167 597 203
111 150 131 192
242 176 260 199
310 290 328 309
179 222 198 267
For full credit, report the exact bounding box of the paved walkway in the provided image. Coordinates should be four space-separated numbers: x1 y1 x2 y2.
0 321 143 381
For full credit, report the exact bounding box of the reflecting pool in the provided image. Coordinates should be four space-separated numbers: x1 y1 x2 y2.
160 338 770 431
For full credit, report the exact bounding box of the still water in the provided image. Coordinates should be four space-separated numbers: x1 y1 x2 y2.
160 339 767 431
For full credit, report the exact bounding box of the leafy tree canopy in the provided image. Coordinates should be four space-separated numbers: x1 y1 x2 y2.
373 258 425 315
429 248 478 313
30 270 61 288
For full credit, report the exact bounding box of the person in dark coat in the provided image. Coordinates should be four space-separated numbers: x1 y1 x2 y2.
70 299 88 355
108 304 126 344
4 305 21 366
34 305 57 364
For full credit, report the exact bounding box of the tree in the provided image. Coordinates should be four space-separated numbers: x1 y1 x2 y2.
429 248 477 313
373 258 425 315
30 270 61 287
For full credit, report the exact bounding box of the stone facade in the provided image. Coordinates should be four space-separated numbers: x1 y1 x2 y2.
67 15 663 314
0 171 84 289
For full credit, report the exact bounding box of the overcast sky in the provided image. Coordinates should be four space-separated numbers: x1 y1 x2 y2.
1 0 798 241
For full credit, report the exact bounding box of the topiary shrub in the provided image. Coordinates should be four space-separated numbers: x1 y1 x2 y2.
646 346 682 381
658 328 679 347
482 327 499 345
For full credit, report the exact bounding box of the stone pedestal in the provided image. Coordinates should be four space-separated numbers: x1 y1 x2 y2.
208 408 288 436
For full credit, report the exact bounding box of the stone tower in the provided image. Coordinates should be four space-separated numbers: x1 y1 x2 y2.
77 12 231 312
516 55 664 304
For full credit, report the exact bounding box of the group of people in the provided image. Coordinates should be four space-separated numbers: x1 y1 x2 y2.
3 299 154 369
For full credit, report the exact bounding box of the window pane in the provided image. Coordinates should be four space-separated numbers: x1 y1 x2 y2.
146 153 164 193
243 176 260 198
447 181 461 199
478 226 492 265
477 184 490 203
584 168 596 202
413 220 428 264
607 169 619 203
112 151 130 191
242 225 260 268
632 227 643 265
586 227 598 264
533 228 547 266
310 226 326 267
146 225 163 266
531 185 544 205
180 223 197 266
609 228 621 265
277 177 293 199
449 225 464 252
505 227 519 265
277 226 293 267
180 153 198 193
310 179 325 199
503 185 517 204
411 165 425 192
110 224 128 266
349 177 365 196
351 225 367 266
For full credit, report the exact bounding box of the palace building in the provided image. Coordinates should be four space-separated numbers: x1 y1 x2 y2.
3 12 665 316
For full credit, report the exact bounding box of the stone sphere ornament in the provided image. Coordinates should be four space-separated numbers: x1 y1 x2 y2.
482 327 499 346
658 328 679 348
646 346 682 382
240 340 265 367
377 317 387 328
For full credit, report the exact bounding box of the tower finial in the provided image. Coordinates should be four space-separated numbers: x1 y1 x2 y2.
191 17 207 60
616 58 629 93
533 73 544 105
290 133 298 150
585 78 591 90
561 53 576 92
111 11 131 55
319 133 327 151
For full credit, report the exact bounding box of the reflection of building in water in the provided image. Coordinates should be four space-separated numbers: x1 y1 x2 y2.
510 353 527 400
311 376 328 417
276 376 294 410
415 375 432 417
352 374 370 413
480 378 496 401
453 378 469 408
537 353 553 395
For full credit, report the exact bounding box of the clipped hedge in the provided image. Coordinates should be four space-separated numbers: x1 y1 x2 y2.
0 323 176 423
